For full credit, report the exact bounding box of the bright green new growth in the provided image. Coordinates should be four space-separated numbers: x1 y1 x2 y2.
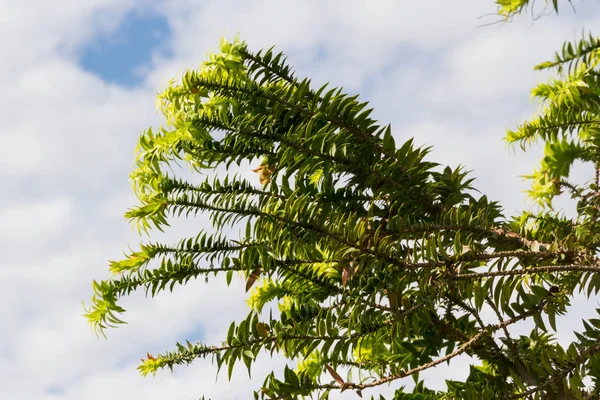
86 28 600 400
494 0 571 18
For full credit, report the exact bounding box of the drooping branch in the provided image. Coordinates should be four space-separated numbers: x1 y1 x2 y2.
330 303 547 391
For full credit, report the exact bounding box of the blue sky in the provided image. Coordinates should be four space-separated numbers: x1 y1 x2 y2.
3 1 600 399
78 10 172 86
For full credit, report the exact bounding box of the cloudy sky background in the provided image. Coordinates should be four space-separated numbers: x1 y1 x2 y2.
3 1 600 399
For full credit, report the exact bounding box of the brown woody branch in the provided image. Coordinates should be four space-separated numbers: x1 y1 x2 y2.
451 264 600 280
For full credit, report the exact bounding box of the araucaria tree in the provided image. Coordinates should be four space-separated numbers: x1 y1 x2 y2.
86 3 600 399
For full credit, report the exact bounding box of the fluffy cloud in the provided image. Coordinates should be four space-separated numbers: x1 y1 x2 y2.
2 1 600 399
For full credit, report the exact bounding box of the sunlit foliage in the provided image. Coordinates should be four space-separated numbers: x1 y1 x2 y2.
86 12 600 400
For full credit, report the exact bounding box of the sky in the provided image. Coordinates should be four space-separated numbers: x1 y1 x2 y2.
2 1 600 399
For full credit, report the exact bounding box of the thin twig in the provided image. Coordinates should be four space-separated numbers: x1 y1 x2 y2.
451 264 600 280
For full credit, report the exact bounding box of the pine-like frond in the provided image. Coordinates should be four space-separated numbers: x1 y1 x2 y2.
86 36 600 399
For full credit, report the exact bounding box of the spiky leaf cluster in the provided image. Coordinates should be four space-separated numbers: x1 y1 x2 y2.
494 0 572 19
86 36 600 399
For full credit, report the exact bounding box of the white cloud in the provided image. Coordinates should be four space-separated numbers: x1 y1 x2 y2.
0 0 139 76
0 198 73 241
147 0 493 91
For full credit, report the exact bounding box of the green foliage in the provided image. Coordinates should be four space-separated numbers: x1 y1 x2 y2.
86 28 600 400
535 31 600 74
494 0 567 18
